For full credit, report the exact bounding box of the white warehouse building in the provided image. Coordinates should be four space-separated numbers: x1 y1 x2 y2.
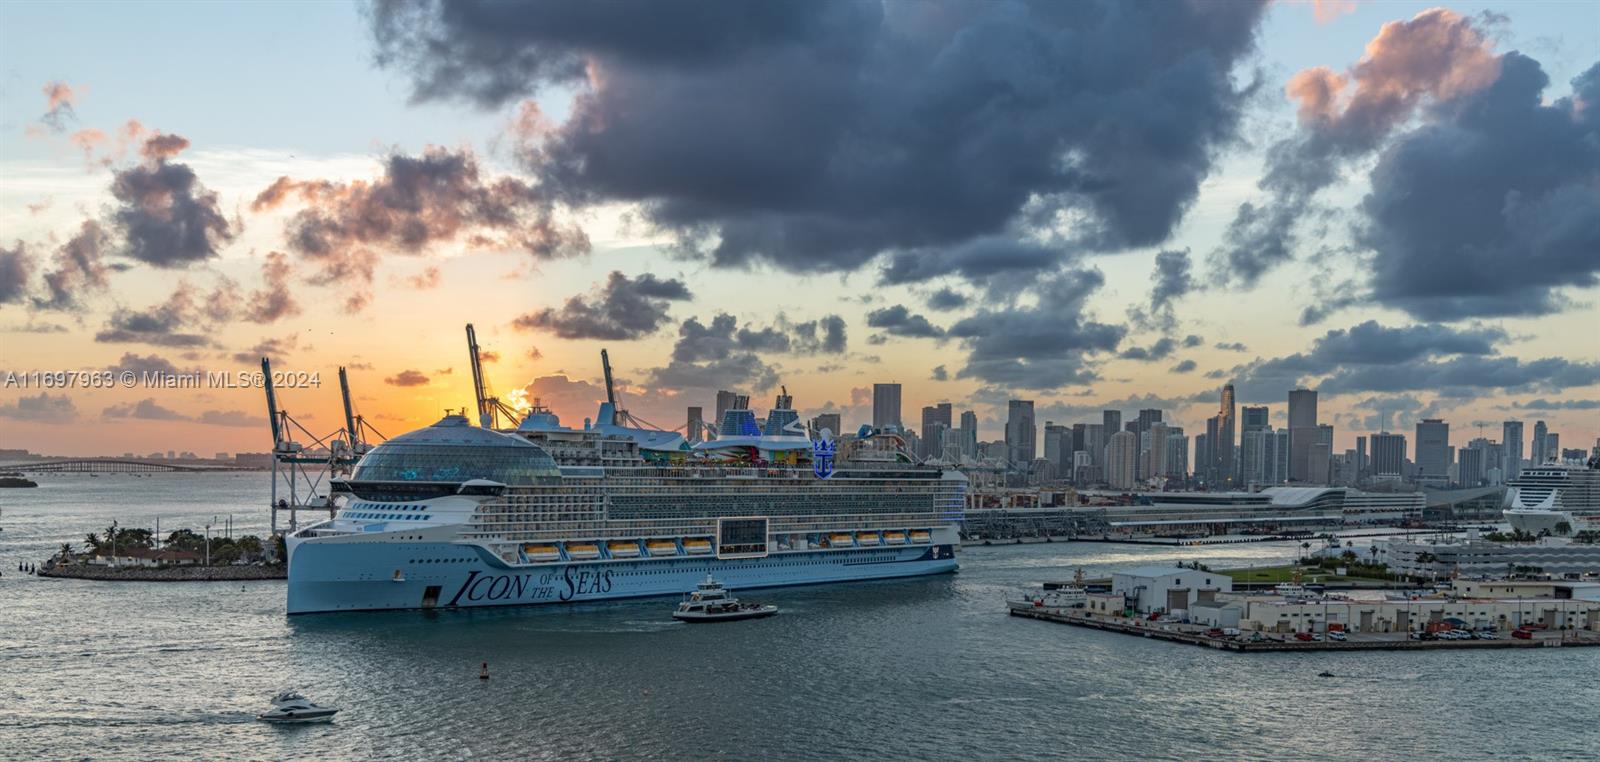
1112 565 1233 615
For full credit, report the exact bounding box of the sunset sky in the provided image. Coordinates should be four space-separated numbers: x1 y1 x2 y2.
2 0 1597 458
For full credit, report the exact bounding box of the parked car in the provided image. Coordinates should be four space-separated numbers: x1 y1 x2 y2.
1475 631 1497 640
1206 628 1225 638
1512 629 1533 639
1294 632 1315 642
1222 627 1241 637
1328 631 1347 641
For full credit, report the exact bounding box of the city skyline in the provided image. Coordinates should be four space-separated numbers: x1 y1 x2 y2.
2 1 1598 457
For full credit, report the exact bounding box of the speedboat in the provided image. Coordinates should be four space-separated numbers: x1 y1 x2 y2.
672 575 778 623
257 691 339 724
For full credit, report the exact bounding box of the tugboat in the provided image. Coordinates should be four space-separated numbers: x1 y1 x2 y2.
257 691 339 724
671 575 778 623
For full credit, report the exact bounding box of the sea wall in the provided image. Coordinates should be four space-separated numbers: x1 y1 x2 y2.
39 563 286 581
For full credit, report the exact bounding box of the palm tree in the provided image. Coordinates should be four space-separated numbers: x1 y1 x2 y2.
58 542 73 561
1554 521 1572 537
84 532 102 554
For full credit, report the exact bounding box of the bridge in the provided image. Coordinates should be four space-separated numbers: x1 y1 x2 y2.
0 459 260 474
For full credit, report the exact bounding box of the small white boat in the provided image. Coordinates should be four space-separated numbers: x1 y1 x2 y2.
565 542 600 560
683 538 712 555
607 540 641 558
672 576 778 623
856 532 881 547
258 691 338 724
646 540 678 557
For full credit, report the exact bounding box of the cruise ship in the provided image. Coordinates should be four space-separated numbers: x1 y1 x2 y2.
1503 457 1600 535
285 392 964 614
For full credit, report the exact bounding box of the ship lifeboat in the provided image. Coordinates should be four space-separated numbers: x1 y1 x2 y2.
522 544 560 562
646 540 678 557
856 532 881 547
608 541 642 559
909 530 932 544
683 538 712 555
884 531 907 545
565 542 601 560
828 533 854 548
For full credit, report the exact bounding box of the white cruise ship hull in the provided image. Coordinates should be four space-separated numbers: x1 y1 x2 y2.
286 527 959 614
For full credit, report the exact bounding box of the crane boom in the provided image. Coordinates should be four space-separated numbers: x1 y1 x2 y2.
339 366 357 449
261 357 282 446
601 348 617 406
466 323 492 428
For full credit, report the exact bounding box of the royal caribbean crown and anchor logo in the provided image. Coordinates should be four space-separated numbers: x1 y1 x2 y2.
812 438 836 479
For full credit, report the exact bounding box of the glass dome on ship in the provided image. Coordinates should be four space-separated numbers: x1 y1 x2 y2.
349 414 559 485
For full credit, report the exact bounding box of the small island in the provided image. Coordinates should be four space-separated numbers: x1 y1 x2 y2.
40 522 286 581
0 472 38 488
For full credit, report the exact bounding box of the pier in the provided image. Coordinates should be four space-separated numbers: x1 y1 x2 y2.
1008 606 1600 651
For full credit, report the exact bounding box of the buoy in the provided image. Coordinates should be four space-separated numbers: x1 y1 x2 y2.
479 662 490 680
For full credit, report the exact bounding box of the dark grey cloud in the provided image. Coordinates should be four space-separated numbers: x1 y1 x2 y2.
102 398 186 421
1119 337 1177 362
946 268 1124 389
245 252 301 323
512 271 690 340
646 314 781 393
1359 56 1600 320
1170 359 1198 374
0 392 77 423
373 0 1269 279
1183 334 1204 348
1512 399 1600 411
1215 341 1248 351
931 364 949 382
231 335 298 365
0 241 32 304
37 81 77 133
93 283 215 347
257 146 589 310
34 220 111 310
1306 320 1504 365
865 304 944 339
789 315 847 355
110 134 234 267
1209 9 1502 288
107 352 186 375
1133 248 1192 331
927 287 968 312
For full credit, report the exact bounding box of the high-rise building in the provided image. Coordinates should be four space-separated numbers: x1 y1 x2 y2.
1164 428 1189 479
1203 415 1222 484
1287 388 1318 482
920 405 945 459
1502 420 1524 480
958 410 978 459
1216 384 1237 486
1105 430 1138 490
1458 445 1487 487
1371 432 1406 476
1043 422 1070 475
1241 405 1269 434
1005 400 1036 468
1102 410 1122 442
1193 432 1211 484
1070 423 1086 460
1272 428 1291 484
810 412 841 439
1143 422 1171 481
1355 435 1367 480
1240 428 1274 487
1415 418 1450 483
1084 423 1106 468
872 383 903 430
686 406 705 444
1532 420 1548 464
1546 432 1560 461
714 390 740 433
1308 441 1332 485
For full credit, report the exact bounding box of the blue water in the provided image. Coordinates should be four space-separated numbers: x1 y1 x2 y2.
3 473 1597 759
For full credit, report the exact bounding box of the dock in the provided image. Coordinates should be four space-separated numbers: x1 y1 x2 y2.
1008 606 1600 651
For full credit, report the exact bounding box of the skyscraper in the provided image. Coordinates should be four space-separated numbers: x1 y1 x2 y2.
1216 384 1236 486
1105 430 1138 490
958 410 978 459
1203 415 1222 484
1532 420 1548 464
1084 423 1106 468
1241 405 1269 434
714 390 740 434
686 406 704 444
1240 428 1272 487
872 383 902 430
1546 432 1560 461
810 412 841 439
1144 422 1171 481
1005 400 1036 468
1193 432 1210 484
1415 418 1450 483
1102 410 1122 441
1164 427 1189 479
1458 445 1487 487
1287 388 1318 482
1272 428 1291 484
1502 420 1524 480
1371 432 1406 476
1355 435 1367 479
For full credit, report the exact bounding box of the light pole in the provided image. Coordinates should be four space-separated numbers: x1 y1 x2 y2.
204 522 212 566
